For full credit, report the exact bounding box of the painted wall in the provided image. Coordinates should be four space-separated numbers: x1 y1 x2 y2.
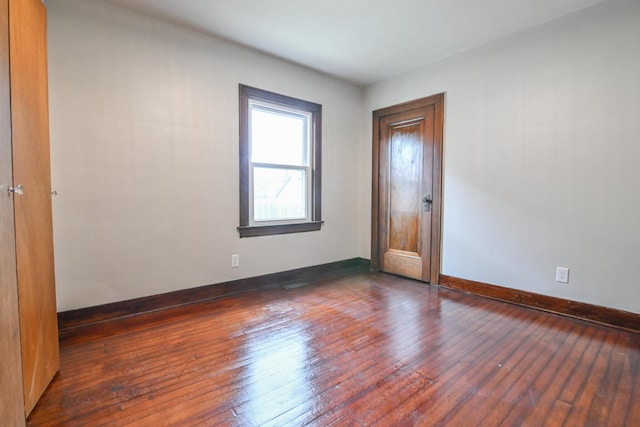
48 0 640 314
46 0 363 311
364 0 640 313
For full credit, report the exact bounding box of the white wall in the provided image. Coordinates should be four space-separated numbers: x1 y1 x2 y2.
48 0 640 315
46 0 364 311
364 0 640 313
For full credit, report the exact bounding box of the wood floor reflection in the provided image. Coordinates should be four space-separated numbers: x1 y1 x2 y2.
28 272 640 426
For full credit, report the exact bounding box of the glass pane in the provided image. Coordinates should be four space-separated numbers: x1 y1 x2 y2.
251 107 308 166
253 167 307 221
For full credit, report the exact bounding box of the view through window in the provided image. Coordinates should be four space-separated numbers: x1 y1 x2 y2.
238 85 322 237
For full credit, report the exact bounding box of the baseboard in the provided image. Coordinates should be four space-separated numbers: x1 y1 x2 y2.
58 257 371 332
439 275 639 333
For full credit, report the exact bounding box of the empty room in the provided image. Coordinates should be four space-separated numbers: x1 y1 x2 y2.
1 0 639 425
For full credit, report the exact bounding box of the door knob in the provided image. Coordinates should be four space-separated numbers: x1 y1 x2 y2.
422 194 432 212
9 184 24 195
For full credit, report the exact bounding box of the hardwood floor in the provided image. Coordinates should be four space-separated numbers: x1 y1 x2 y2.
28 272 639 426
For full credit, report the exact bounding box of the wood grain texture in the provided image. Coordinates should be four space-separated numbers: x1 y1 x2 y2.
429 96 444 284
58 258 370 333
0 0 26 423
388 120 423 253
440 274 640 333
372 94 444 283
378 109 433 281
383 250 421 279
10 0 59 415
28 272 640 426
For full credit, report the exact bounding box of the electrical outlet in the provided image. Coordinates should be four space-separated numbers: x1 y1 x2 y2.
231 254 240 268
555 267 569 283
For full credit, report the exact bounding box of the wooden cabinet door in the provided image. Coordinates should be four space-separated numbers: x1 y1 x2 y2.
9 0 59 415
0 0 26 423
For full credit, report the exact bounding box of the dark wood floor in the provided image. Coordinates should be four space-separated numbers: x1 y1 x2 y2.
28 272 639 426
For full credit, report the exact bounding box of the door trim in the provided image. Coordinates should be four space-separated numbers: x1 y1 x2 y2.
371 94 444 283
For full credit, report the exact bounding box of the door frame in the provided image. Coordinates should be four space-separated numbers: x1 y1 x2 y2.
371 93 444 284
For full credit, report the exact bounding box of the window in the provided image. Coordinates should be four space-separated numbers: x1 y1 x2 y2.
238 85 322 237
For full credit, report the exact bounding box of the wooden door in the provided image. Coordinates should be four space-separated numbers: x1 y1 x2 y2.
372 94 444 283
0 0 26 423
10 0 59 415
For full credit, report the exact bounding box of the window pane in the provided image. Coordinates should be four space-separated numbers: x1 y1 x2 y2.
251 107 308 166
238 85 322 237
253 167 307 221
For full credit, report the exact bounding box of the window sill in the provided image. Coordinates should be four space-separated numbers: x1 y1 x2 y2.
238 221 323 238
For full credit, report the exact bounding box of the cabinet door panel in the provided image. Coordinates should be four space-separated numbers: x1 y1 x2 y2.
0 0 26 423
10 0 59 415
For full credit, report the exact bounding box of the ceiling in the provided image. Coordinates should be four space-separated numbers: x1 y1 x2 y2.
106 0 605 86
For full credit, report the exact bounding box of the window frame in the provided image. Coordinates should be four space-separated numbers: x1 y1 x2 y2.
238 84 322 238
